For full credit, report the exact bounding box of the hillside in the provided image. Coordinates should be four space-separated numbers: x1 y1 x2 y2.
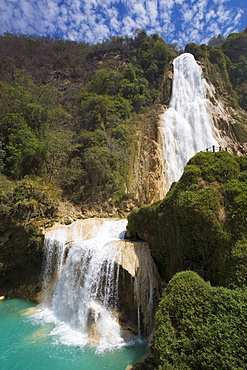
0 32 176 213
0 28 247 307
0 31 176 296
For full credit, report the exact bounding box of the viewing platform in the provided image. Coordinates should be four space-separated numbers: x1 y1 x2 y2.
202 145 246 155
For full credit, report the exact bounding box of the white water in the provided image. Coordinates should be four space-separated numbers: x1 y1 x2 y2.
38 219 129 352
161 52 218 190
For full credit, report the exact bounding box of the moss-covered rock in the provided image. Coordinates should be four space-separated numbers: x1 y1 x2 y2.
127 151 247 287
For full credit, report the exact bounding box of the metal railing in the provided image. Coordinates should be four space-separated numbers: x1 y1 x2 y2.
202 145 233 154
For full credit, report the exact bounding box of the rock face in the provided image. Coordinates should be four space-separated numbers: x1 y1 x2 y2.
205 80 247 155
114 240 162 337
127 108 166 208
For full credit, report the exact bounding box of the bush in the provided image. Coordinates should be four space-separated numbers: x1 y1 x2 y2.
0 177 58 222
154 271 247 369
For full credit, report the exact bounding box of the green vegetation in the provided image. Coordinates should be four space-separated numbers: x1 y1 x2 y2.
128 151 247 368
208 34 225 48
0 32 176 210
0 174 57 294
128 152 247 287
154 271 247 369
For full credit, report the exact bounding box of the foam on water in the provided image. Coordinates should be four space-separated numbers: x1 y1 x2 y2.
0 298 148 369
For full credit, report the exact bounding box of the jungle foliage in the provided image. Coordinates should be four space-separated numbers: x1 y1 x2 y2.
0 31 176 210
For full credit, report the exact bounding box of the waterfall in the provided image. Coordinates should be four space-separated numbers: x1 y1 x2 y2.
161 52 218 191
38 219 161 351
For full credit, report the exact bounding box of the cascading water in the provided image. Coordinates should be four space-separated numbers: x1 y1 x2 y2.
161 52 219 191
35 218 161 352
39 219 128 351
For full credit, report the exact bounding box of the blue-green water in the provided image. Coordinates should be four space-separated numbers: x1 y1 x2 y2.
0 299 148 370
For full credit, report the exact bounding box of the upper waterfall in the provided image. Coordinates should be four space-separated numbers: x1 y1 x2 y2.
161 52 219 192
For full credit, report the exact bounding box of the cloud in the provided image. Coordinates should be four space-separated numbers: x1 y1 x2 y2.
0 0 245 47
171 0 244 46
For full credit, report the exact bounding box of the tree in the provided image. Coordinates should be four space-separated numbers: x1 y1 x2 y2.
208 34 225 48
45 128 77 180
0 141 5 170
5 114 47 178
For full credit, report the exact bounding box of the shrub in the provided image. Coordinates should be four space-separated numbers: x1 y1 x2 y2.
154 271 247 369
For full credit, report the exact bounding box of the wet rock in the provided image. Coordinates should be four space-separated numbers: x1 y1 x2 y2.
126 362 150 370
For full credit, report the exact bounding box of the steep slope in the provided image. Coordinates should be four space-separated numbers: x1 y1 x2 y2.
0 32 176 215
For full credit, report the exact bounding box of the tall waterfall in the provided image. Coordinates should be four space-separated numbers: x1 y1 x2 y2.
161 52 218 191
37 219 161 351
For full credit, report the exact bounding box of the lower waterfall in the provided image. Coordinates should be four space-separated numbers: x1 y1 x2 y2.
161 52 219 192
35 218 161 352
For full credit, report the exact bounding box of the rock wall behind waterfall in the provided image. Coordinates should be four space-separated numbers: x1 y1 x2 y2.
116 240 162 338
126 108 166 210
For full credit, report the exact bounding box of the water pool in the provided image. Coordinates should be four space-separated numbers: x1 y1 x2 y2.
0 298 148 370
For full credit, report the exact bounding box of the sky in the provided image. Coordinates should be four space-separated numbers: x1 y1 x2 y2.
0 0 246 48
